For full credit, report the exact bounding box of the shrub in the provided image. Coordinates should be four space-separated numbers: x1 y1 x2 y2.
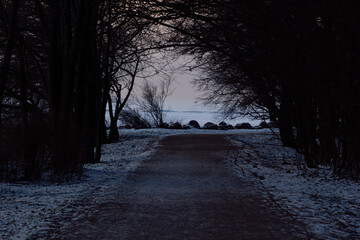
119 108 152 129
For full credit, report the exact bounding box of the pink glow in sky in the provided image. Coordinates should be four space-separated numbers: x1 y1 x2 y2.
165 70 205 111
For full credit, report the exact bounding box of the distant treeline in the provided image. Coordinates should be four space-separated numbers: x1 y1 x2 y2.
0 1 359 179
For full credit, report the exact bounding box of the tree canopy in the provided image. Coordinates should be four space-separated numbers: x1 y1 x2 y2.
1 0 360 179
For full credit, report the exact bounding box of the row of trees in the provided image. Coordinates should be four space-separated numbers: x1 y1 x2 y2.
1 0 360 179
0 0 164 179
155 0 360 176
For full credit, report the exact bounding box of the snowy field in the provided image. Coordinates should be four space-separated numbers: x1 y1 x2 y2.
1 128 360 239
0 128 215 239
226 132 360 240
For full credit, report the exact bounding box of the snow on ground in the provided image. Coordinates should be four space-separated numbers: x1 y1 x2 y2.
226 132 360 240
0 128 235 240
1 128 360 239
0 129 168 240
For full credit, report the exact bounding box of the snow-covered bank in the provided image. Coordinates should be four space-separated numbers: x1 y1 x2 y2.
227 132 360 239
0 128 241 239
0 129 166 239
1 128 360 239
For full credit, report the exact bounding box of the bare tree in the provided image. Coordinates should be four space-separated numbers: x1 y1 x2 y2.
136 78 174 127
107 57 140 141
0 0 180 178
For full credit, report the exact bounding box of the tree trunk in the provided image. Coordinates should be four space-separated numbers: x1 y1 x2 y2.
108 119 120 141
0 0 20 123
46 0 100 173
278 100 296 148
77 0 101 164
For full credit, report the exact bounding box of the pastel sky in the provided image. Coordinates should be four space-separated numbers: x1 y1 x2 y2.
136 53 209 111
132 59 261 125
165 69 206 111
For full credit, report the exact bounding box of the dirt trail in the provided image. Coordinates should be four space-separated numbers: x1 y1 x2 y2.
53 134 308 239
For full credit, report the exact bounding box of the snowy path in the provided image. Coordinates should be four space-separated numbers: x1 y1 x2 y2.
48 134 308 239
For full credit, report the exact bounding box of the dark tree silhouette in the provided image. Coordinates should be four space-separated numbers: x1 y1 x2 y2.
152 0 360 175
0 0 183 178
1 0 360 179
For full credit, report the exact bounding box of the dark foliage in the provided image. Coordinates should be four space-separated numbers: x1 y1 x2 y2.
156 0 360 176
1 0 360 179
119 108 152 129
0 0 152 179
